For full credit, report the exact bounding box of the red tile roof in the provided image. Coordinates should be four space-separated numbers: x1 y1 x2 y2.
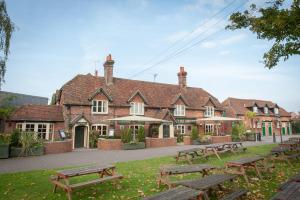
57 74 223 110
222 97 290 117
9 105 64 122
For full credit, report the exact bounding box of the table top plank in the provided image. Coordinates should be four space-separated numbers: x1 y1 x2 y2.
57 164 115 177
271 182 300 200
160 164 217 174
226 156 264 165
142 186 201 200
176 174 237 190
178 148 204 154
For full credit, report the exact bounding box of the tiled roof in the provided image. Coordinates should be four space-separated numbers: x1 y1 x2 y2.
57 74 223 110
9 105 64 122
222 97 290 117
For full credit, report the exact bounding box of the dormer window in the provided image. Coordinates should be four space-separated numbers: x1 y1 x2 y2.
130 102 144 115
92 100 108 114
264 107 268 114
274 108 279 115
253 106 258 113
205 106 214 117
174 105 185 116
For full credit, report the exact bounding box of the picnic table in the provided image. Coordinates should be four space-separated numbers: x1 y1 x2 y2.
50 165 123 200
279 141 299 150
175 148 207 164
205 142 246 160
270 147 295 167
225 156 264 185
143 186 204 200
271 182 300 200
288 137 300 143
157 164 217 189
176 174 237 199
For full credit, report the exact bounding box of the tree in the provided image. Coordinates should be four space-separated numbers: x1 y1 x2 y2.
227 0 300 69
245 111 256 133
0 1 15 87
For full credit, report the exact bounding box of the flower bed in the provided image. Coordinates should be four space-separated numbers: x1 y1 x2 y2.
98 138 123 150
43 139 73 154
211 135 232 143
145 137 177 148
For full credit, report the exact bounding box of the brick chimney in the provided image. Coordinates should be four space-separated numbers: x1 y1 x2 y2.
177 66 187 89
103 54 114 85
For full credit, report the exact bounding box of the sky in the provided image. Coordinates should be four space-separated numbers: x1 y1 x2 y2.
3 0 300 112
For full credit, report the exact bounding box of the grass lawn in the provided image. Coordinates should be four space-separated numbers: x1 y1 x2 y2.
0 144 299 200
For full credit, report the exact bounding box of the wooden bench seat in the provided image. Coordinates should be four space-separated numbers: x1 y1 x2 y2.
286 153 300 159
70 174 123 189
220 189 248 200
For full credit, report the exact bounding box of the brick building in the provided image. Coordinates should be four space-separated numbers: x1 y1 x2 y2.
222 97 292 136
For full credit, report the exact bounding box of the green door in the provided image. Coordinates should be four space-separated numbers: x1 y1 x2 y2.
282 127 286 135
262 122 266 136
268 122 272 136
75 126 85 148
163 125 170 138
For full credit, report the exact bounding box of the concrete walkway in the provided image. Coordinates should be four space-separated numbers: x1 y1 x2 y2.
0 135 296 174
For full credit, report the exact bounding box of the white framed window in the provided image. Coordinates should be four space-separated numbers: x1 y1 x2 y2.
25 124 35 132
257 121 261 128
253 106 258 113
204 106 214 117
205 124 214 133
91 124 108 136
274 108 279 115
16 123 23 131
174 105 185 116
175 125 185 134
92 100 108 114
276 122 280 128
37 124 47 139
264 107 268 114
17 123 53 140
130 102 144 115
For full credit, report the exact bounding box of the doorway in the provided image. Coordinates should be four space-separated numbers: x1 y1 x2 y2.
163 125 170 138
262 122 266 136
75 126 85 148
268 122 272 136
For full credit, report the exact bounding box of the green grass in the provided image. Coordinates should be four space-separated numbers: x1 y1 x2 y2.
0 144 299 200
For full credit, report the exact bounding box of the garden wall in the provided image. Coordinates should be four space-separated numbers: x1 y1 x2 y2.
145 137 177 148
183 136 191 145
98 139 123 150
211 135 232 143
43 139 73 154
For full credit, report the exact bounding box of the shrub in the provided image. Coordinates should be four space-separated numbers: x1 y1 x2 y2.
191 126 199 141
200 135 211 143
121 128 133 143
0 134 10 145
137 127 145 142
20 132 42 156
177 134 184 143
232 123 246 141
89 130 99 148
10 129 21 147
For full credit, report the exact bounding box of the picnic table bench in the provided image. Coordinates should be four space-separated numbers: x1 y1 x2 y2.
142 186 204 200
157 164 217 189
279 173 300 191
225 156 264 185
279 141 299 150
50 164 123 200
176 174 239 199
205 142 246 160
271 182 300 200
175 148 207 164
288 137 300 143
270 146 300 167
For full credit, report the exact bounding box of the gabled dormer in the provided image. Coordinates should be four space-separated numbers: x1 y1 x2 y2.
252 102 259 113
273 104 279 115
171 94 189 117
204 97 216 117
88 88 112 115
264 104 269 115
128 90 147 116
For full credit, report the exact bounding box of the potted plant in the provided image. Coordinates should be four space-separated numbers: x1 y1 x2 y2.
0 134 10 159
122 127 146 150
191 126 200 145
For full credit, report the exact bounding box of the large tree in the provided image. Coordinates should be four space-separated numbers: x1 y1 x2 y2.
0 0 14 87
227 0 300 69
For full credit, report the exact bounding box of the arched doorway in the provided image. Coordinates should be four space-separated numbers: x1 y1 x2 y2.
75 126 85 148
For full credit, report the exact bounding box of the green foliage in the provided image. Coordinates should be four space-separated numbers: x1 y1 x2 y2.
191 126 199 141
232 123 246 141
292 120 300 134
0 1 15 85
10 129 21 147
50 93 56 105
19 132 43 156
0 95 16 119
227 0 300 69
121 128 133 143
89 130 99 148
0 133 10 144
177 134 184 143
137 127 145 142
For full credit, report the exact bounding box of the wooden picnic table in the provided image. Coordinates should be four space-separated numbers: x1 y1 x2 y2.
271 182 300 200
176 174 237 199
50 165 123 200
175 148 207 164
279 141 299 150
157 164 217 189
270 147 293 167
204 142 246 160
143 186 204 200
225 156 264 185
288 137 300 143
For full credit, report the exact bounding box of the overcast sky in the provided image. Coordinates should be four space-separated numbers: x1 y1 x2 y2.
3 0 300 112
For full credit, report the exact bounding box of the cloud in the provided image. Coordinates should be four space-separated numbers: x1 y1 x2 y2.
200 33 246 49
219 50 231 55
166 30 189 43
183 0 226 12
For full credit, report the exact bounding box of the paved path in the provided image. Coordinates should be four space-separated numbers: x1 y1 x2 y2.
0 135 296 174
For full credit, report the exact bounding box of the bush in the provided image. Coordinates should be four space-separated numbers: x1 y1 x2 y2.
20 132 43 156
200 135 211 143
232 123 246 141
292 120 300 134
191 126 199 141
177 134 184 143
0 134 10 145
89 130 99 148
10 129 21 147
121 128 133 143
137 127 145 142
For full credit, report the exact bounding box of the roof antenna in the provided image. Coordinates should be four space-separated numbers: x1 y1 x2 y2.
153 73 158 82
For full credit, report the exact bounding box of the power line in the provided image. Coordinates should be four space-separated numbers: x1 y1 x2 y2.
129 0 250 79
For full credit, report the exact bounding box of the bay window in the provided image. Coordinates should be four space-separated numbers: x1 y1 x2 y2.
17 123 54 140
130 102 144 115
92 100 108 114
204 106 214 117
174 105 185 116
